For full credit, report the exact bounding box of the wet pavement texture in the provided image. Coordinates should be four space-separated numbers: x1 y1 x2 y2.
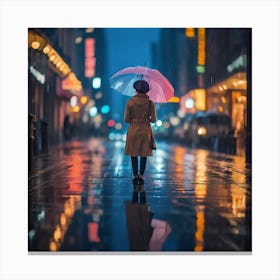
28 137 252 252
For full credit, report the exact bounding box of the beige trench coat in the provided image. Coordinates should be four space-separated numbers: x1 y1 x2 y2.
124 93 157 157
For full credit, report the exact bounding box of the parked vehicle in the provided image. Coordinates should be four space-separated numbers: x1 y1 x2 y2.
183 111 236 154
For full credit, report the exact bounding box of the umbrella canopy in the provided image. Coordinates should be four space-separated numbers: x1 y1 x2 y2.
109 66 174 103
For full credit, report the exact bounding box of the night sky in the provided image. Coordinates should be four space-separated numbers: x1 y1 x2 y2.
104 28 160 77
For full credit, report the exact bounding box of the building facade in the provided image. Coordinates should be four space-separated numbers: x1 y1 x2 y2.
28 28 82 172
205 28 251 157
154 28 251 157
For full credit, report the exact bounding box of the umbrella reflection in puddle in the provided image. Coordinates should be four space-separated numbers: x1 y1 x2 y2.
124 183 172 251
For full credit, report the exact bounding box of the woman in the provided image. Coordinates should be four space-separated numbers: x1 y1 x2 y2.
124 79 157 183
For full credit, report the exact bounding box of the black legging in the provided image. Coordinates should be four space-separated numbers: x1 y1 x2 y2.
131 156 147 176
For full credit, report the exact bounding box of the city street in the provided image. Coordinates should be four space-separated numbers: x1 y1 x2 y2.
28 137 252 252
1 4 279 280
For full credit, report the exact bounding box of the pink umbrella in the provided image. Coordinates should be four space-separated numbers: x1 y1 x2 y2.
109 66 174 103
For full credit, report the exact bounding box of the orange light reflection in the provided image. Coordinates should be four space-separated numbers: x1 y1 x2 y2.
194 150 208 251
88 222 101 243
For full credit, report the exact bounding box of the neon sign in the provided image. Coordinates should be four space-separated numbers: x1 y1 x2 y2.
85 38 96 78
29 65 45 84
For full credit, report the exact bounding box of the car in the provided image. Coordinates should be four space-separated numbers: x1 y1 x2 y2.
183 111 235 153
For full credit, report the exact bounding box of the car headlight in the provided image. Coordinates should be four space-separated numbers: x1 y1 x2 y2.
197 126 207 136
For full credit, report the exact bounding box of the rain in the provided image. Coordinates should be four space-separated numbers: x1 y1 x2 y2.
1 1 280 277
27 27 252 252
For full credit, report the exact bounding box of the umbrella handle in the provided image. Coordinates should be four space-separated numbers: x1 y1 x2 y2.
141 61 146 80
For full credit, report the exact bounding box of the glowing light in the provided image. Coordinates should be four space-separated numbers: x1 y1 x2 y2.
49 241 57 251
177 109 185 118
49 54 56 62
53 226 62 241
108 132 115 140
31 41 40 49
196 65 205 74
43 46 50 54
56 61 62 68
92 77 101 89
227 54 247 73
156 120 163 127
168 96 180 103
237 96 246 103
101 105 110 114
170 116 180 126
88 222 101 243
85 57 96 77
107 119 115 127
163 121 170 129
72 106 80 113
89 106 98 117
221 96 226 104
48 195 81 253
60 213 67 226
80 96 88 105
194 209 205 251
115 123 122 130
194 89 206 111
185 98 194 109
185 28 195 38
75 37 82 44
70 96 78 107
197 126 207 136
85 28 94 33
197 28 206 66
85 38 95 78
29 65 45 84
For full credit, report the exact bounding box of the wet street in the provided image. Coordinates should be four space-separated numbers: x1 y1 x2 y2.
28 137 252 252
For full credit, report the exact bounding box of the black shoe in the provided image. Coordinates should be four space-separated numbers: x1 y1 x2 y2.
132 175 139 185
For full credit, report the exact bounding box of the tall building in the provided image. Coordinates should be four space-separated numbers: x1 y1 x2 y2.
156 28 186 122
28 28 110 172
28 28 83 172
205 28 251 157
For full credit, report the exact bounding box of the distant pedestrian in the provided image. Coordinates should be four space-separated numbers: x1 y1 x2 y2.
124 80 157 183
63 114 72 141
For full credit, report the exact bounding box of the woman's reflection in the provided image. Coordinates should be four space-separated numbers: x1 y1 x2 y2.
125 184 171 251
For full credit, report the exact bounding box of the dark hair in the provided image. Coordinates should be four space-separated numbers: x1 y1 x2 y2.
133 80 149 93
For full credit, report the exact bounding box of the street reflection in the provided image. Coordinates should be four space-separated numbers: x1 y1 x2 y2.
29 139 251 252
230 185 246 218
191 149 250 251
49 195 81 251
49 145 86 251
194 149 208 251
125 184 172 251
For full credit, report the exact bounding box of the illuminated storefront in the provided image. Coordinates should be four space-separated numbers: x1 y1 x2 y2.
206 71 247 156
28 29 83 168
